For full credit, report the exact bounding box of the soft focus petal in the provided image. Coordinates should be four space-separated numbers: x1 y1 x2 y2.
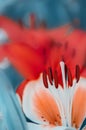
0 16 23 42
63 29 86 77
0 70 28 130
0 16 51 50
72 78 86 128
47 23 72 41
48 28 86 78
2 42 45 79
22 74 61 126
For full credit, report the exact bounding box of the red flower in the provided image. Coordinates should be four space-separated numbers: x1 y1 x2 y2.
0 16 86 79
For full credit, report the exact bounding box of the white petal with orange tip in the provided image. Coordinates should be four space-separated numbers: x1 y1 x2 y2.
72 77 86 129
22 74 62 126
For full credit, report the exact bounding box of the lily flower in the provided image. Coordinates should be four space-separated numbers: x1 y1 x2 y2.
0 16 86 79
0 26 86 80
16 61 86 130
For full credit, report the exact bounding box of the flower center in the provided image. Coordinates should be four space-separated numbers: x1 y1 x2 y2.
42 62 80 89
42 61 80 128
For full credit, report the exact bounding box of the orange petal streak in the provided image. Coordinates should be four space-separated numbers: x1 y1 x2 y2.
33 88 62 126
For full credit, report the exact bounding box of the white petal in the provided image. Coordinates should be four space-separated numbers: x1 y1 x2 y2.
22 74 61 125
22 75 45 124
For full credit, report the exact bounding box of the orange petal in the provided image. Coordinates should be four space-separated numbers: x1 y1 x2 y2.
72 78 86 128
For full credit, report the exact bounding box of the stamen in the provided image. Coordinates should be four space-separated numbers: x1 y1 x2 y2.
42 62 80 128
43 71 48 88
53 70 58 88
68 68 73 87
60 62 66 88
47 67 53 85
75 65 80 83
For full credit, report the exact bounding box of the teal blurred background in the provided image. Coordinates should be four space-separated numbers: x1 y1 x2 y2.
0 0 86 29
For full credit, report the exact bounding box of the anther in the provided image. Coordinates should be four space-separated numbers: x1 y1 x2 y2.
68 68 73 87
43 71 48 88
75 65 80 83
53 70 58 88
47 67 53 85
